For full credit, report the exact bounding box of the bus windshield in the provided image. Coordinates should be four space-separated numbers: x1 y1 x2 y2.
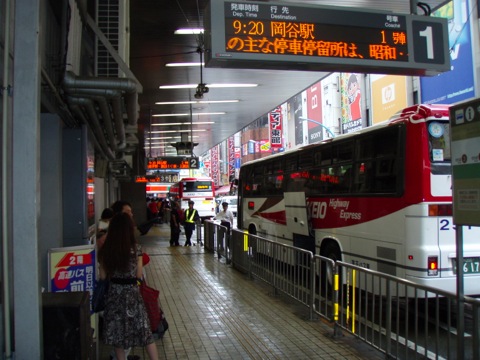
428 121 451 163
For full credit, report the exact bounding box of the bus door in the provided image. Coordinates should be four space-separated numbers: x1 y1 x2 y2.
285 192 314 266
285 192 309 237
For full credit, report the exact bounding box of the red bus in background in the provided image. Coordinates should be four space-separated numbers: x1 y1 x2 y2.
169 177 216 220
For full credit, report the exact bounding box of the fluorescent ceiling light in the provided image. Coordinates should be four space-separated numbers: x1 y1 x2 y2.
149 129 206 134
165 62 204 67
174 28 204 34
146 135 200 140
152 112 225 117
155 100 239 105
144 144 176 151
159 83 257 89
146 136 175 140
152 122 214 126
209 83 257 88
146 142 171 146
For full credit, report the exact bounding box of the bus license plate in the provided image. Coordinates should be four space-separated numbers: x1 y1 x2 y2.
463 257 480 274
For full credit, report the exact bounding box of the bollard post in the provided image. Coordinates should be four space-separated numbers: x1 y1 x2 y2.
196 220 202 246
309 254 315 321
333 263 343 338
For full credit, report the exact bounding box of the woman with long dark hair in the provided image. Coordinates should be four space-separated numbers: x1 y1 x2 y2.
98 212 158 360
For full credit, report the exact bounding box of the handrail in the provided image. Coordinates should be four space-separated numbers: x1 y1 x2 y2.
204 221 480 359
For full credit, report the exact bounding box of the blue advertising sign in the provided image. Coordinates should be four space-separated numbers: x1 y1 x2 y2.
420 0 475 104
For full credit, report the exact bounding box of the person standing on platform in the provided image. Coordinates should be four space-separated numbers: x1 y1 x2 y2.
214 202 234 232
98 213 159 360
98 208 114 233
183 200 200 246
111 200 134 218
148 198 159 222
169 201 181 246
214 202 234 252
96 207 114 249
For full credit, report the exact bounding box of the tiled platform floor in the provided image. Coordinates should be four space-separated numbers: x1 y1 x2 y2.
99 223 383 359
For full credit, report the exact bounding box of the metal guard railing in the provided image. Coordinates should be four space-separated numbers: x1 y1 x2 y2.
202 220 480 360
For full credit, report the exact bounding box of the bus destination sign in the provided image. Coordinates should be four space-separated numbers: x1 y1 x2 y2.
205 0 450 76
146 157 199 170
135 173 179 183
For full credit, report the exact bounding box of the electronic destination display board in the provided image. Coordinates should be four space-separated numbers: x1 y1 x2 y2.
146 157 199 170
205 0 450 76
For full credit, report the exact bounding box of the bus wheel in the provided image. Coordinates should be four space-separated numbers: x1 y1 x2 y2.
248 225 257 235
321 241 342 293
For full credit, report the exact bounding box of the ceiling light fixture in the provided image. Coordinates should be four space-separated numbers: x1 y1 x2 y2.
145 143 178 149
165 62 204 67
152 122 214 126
155 100 239 105
145 136 199 142
174 28 204 35
146 136 175 140
149 129 206 134
152 112 225 117
159 83 257 89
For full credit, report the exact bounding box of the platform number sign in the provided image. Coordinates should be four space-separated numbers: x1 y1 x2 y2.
412 20 446 65
189 157 199 169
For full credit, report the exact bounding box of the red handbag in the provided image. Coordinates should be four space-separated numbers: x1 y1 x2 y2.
139 281 161 332
142 252 150 266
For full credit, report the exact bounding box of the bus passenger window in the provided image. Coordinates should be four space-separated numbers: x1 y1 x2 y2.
374 159 397 193
334 142 353 164
298 152 314 169
286 155 298 172
356 162 373 193
318 146 333 166
265 175 279 195
340 166 353 193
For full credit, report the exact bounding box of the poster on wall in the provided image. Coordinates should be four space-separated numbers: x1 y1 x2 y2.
284 94 303 149
269 106 283 150
340 73 364 134
293 93 305 146
371 75 408 124
420 0 474 104
281 102 290 150
227 136 236 181
321 74 341 137
211 145 220 186
305 81 323 144
48 244 98 339
48 245 96 297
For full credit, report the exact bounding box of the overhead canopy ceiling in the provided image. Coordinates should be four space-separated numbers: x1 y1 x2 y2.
129 0 448 157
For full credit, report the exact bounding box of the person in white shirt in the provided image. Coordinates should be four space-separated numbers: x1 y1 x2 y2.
215 202 234 231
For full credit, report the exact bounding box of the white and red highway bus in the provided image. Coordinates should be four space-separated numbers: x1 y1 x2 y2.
238 104 480 295
169 177 216 220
